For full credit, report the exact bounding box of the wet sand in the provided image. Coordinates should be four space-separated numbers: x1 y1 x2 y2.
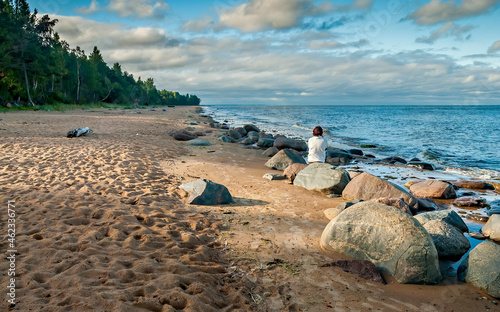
0 107 498 311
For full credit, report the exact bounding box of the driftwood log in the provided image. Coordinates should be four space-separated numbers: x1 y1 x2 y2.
67 127 93 138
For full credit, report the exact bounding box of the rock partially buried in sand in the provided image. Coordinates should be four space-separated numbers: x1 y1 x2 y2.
481 214 500 241
265 149 306 171
67 127 93 138
188 138 212 146
293 163 350 195
170 130 198 141
414 210 469 233
263 173 286 181
410 180 457 199
283 163 309 182
422 220 471 258
320 202 442 284
342 172 419 210
179 179 233 205
458 241 500 299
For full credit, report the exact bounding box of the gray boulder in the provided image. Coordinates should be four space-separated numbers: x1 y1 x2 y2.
218 135 234 143
227 129 242 140
320 202 442 284
243 124 260 133
188 138 212 146
273 137 307 151
410 180 457 199
458 241 500 299
265 149 306 171
293 163 350 195
170 130 197 141
239 137 255 145
259 131 273 139
342 172 419 210
247 131 260 142
414 210 468 233
325 149 353 165
179 179 232 205
487 200 500 216
481 214 500 241
257 138 275 148
369 197 413 215
234 127 247 136
324 200 363 220
262 147 279 157
422 220 471 258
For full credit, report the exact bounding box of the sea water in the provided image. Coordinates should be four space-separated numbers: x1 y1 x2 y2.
202 104 500 180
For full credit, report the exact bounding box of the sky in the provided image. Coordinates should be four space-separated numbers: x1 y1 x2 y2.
29 0 500 105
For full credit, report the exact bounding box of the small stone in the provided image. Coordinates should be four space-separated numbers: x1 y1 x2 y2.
263 173 286 181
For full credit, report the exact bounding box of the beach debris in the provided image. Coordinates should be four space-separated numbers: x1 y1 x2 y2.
409 180 457 199
262 147 279 157
256 138 275 148
321 260 385 284
458 241 500 299
321 201 442 284
263 173 286 181
67 127 93 138
482 214 500 241
273 137 307 151
168 130 198 141
421 220 471 258
265 148 306 171
369 197 413 215
283 163 308 182
407 161 436 171
453 196 488 208
293 163 350 195
188 138 212 146
414 210 469 233
179 179 233 205
342 172 419 210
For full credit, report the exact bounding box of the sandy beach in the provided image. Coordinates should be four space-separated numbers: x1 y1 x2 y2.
1 106 498 311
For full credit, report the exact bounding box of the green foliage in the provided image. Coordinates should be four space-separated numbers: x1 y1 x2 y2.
0 0 200 109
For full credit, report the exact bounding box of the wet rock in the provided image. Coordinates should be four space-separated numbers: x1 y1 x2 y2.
257 138 275 148
414 210 468 233
417 198 438 211
458 241 500 299
348 149 363 156
283 163 308 182
227 129 242 140
321 260 385 284
410 180 457 199
453 196 488 208
179 179 233 205
450 180 490 190
342 172 419 210
408 161 436 171
294 163 350 195
234 127 247 136
488 181 500 193
265 149 306 171
262 147 279 157
321 202 442 284
487 200 500 216
273 137 307 151
482 214 500 241
422 220 471 258
468 232 486 240
369 197 413 215
188 138 212 146
243 124 260 133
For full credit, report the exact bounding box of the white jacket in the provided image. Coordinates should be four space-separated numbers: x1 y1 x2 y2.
307 136 328 163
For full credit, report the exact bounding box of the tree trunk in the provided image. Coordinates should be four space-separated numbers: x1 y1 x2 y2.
76 62 81 104
23 62 35 106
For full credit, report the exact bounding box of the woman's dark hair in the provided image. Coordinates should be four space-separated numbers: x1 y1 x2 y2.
313 126 323 136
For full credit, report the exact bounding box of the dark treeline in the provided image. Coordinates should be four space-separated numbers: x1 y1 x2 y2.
0 0 200 108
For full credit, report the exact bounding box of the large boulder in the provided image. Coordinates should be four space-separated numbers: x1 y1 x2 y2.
179 179 232 205
257 138 275 148
293 163 350 195
320 202 442 284
283 163 309 182
422 220 471 258
458 241 500 299
481 214 500 241
262 147 279 157
342 172 419 210
243 124 260 133
265 149 306 171
234 127 247 136
227 129 242 140
170 130 197 141
325 149 353 165
410 180 457 199
273 137 307 151
369 197 413 215
414 210 468 233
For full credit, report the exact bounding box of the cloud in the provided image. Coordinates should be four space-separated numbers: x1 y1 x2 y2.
183 16 214 32
415 22 473 44
77 0 169 19
334 0 373 12
307 38 369 50
487 40 500 53
407 0 500 25
217 0 334 32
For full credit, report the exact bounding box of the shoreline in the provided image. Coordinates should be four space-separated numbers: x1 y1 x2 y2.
0 106 498 311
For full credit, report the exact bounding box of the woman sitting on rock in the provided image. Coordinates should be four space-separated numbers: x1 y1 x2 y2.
308 126 328 164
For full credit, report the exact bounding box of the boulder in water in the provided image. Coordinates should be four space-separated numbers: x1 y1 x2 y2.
273 137 307 151
422 220 471 258
414 210 468 233
409 180 457 199
481 214 500 241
